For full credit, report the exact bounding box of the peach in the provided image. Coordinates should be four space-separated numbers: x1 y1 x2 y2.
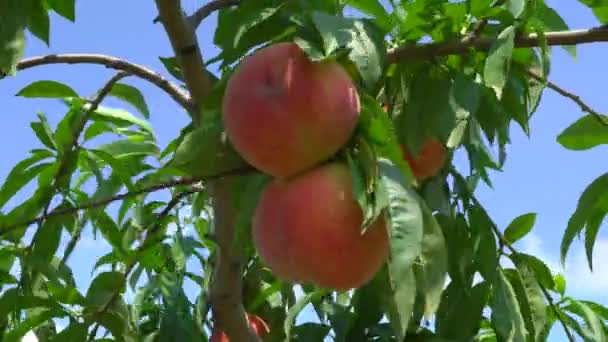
252 162 389 290
222 42 360 178
209 313 270 342
401 139 447 181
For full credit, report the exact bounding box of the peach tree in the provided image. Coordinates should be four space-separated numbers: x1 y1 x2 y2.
1 0 608 341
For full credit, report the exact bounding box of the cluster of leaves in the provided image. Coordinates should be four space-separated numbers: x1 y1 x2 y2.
1 0 608 341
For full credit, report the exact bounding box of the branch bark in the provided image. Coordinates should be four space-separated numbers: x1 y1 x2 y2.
387 26 608 63
155 0 211 126
14 54 191 111
189 0 240 29
154 0 260 341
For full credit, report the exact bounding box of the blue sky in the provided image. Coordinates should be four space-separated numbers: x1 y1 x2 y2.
1 1 607 341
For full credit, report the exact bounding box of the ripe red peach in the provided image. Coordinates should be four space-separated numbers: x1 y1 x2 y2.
222 42 360 178
401 139 447 181
252 162 389 290
209 313 270 342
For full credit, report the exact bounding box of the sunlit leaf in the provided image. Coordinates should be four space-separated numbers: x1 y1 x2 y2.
16 80 79 98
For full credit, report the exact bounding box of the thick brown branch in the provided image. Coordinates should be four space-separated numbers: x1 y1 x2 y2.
189 0 240 29
525 69 608 126
208 177 259 342
155 0 212 125
15 54 192 111
387 26 608 63
154 1 259 341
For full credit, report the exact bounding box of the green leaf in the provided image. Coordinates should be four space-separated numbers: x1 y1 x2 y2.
557 114 608 151
416 207 448 319
507 264 548 340
109 83 151 118
562 298 607 341
48 0 75 21
213 0 289 67
580 300 608 320
93 138 159 159
395 68 454 155
284 289 329 341
484 25 515 98
560 172 608 265
158 56 187 82
85 271 125 310
292 323 332 342
64 99 155 136
471 0 493 17
378 265 417 341
0 0 27 75
584 208 606 271
508 0 526 18
490 269 527 342
31 112 58 150
554 273 566 296
16 80 79 98
447 73 482 148
49 323 88 342
436 281 490 340
344 0 393 32
168 117 247 178
3 308 65 342
27 0 50 45
504 213 537 244
577 0 608 23
513 253 555 290
311 12 386 89
469 206 498 282
378 158 424 339
30 216 64 262
0 153 53 210
532 1 576 58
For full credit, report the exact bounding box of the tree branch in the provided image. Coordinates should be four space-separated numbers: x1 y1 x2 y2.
387 26 608 63
155 0 211 126
154 0 260 341
525 68 608 126
0 177 196 238
0 166 253 238
189 0 240 29
462 0 506 42
14 54 192 111
466 196 577 342
207 177 259 342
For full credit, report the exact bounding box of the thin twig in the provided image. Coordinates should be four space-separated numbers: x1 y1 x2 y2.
387 26 608 63
14 54 192 111
0 166 253 238
468 196 577 342
525 68 608 126
189 0 240 29
462 0 507 42
87 190 194 340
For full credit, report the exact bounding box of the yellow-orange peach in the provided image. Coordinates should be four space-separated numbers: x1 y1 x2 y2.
252 162 389 290
222 42 360 178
